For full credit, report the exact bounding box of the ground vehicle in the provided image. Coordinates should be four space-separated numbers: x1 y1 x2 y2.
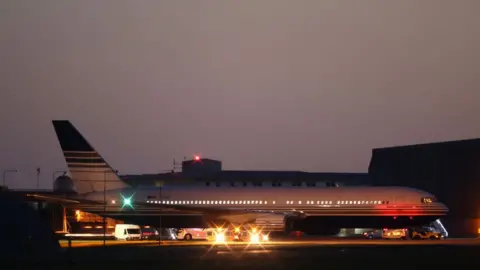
141 226 158 240
205 229 236 242
176 228 208 240
382 228 407 239
363 229 383 239
203 227 269 243
114 224 142 240
411 227 444 240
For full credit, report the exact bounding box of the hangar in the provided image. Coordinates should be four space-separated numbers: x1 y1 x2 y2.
121 157 370 188
368 138 480 237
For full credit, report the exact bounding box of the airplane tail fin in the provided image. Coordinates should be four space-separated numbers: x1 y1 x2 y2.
52 120 129 194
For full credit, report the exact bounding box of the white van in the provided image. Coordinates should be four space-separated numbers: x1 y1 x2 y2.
114 224 142 241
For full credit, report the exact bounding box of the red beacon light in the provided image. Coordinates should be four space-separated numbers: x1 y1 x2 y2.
193 155 201 161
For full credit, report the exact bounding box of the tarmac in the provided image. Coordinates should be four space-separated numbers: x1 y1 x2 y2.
4 238 480 268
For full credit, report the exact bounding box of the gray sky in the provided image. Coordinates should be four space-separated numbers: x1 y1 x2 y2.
1 0 479 189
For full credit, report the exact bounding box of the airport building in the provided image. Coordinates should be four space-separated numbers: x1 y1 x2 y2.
368 138 480 237
120 157 371 188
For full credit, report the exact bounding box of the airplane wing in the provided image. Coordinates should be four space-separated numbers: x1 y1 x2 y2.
23 194 104 206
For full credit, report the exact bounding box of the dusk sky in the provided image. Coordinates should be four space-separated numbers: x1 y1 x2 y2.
1 0 479 189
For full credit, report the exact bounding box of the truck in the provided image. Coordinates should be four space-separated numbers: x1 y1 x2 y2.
114 224 142 241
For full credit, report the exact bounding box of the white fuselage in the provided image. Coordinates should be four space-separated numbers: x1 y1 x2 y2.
82 184 448 217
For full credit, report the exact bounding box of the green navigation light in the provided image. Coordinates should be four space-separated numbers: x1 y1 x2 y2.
120 193 135 209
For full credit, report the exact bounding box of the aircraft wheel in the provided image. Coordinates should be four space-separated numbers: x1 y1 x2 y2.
184 234 192 241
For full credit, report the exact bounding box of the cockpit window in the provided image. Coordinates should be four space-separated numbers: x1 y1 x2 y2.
421 197 436 204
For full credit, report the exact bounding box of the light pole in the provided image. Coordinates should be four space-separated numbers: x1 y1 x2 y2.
103 169 118 248
103 171 107 248
2 169 17 187
36 168 41 189
158 185 162 246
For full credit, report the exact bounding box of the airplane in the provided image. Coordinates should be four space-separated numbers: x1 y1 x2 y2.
27 120 449 236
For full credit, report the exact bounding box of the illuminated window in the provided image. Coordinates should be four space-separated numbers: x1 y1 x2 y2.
273 201 275 204
222 201 226 204
259 201 262 204
298 201 302 204
337 201 340 204
286 201 290 204
265 201 267 204
255 200 258 204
